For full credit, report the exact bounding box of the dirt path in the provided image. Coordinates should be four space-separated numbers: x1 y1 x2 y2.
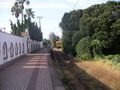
75 61 120 90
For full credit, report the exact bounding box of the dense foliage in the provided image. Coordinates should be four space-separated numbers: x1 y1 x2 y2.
10 19 27 36
105 54 120 69
60 1 120 59
76 37 92 60
59 10 83 55
29 22 42 41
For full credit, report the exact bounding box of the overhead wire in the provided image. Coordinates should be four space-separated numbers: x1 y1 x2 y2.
42 16 61 19
71 0 79 10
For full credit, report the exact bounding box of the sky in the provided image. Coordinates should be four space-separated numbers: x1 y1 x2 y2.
0 0 119 39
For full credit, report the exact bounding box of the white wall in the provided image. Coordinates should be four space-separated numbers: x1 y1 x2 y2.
0 32 43 65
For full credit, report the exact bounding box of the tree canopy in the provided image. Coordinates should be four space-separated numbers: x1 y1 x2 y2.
60 1 120 59
59 10 83 55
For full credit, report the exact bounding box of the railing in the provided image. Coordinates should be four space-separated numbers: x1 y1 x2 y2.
0 32 43 65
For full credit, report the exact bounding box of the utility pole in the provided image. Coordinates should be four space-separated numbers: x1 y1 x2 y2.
37 16 43 30
3 27 6 32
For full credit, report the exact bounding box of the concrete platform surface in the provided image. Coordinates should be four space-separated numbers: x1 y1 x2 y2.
0 48 65 90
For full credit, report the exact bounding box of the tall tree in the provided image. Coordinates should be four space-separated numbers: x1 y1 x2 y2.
11 0 30 22
59 10 83 55
10 0 31 36
26 8 34 19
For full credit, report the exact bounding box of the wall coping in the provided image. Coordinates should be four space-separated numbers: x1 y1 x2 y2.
0 32 24 38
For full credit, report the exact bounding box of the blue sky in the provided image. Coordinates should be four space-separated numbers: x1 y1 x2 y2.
0 0 119 39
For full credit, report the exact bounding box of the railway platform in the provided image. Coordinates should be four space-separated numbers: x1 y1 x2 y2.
0 48 65 90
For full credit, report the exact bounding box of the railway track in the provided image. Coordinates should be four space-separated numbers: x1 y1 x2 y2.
51 50 73 90
51 50 88 90
51 50 110 90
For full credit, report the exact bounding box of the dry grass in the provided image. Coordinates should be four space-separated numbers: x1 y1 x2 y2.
75 60 120 90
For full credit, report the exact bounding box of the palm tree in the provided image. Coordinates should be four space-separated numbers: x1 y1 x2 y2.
10 0 30 36
11 0 30 22
26 8 35 19
11 2 20 21
19 0 30 23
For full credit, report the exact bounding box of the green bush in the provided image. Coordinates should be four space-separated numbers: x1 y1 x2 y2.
62 31 74 55
111 54 120 63
106 55 115 60
76 37 92 60
106 54 120 63
91 39 102 57
106 54 120 68
104 54 120 70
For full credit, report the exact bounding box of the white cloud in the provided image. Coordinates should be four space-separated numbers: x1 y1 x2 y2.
0 0 113 9
30 3 69 9
66 0 110 4
0 0 14 8
0 2 13 9
0 0 14 2
0 1 69 9
65 0 78 4
66 0 110 9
